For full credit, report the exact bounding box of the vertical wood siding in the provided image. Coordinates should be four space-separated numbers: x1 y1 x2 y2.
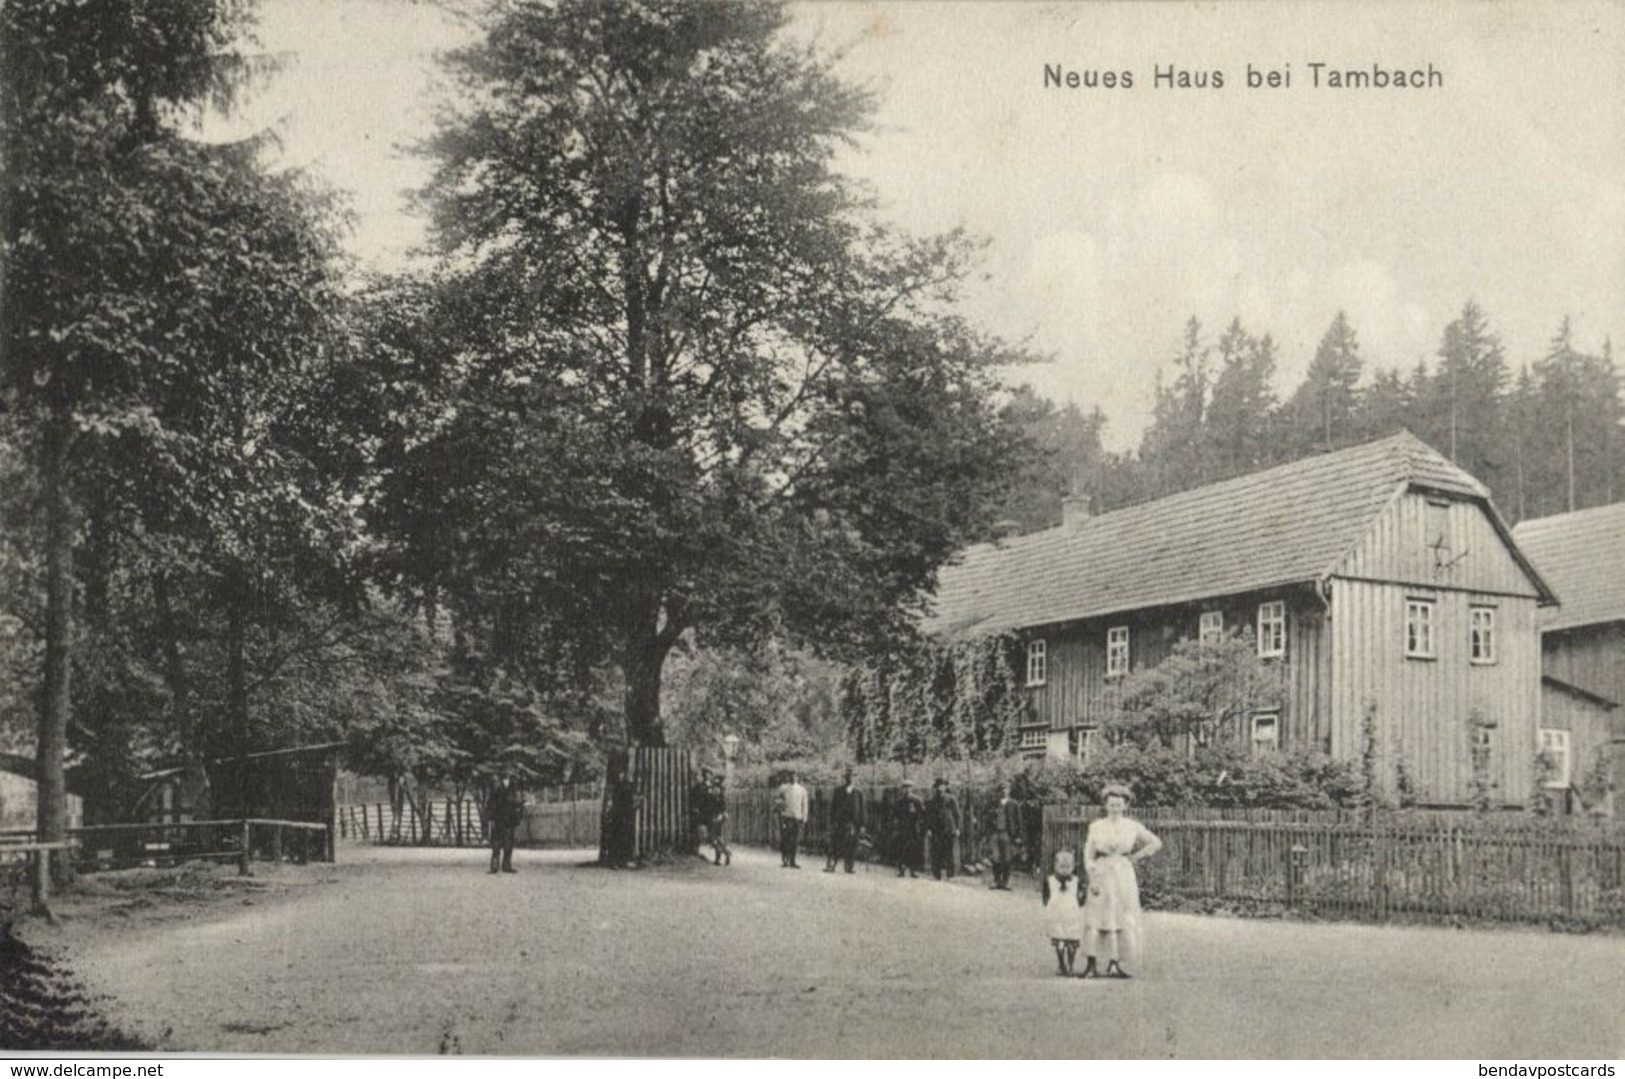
1542 623 1625 712
1025 589 1328 752
1337 491 1540 598
1329 578 1540 805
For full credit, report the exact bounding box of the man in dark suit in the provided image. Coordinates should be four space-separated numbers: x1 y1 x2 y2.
486 774 524 874
927 777 961 880
987 781 1021 889
823 767 865 874
689 767 715 856
891 780 924 878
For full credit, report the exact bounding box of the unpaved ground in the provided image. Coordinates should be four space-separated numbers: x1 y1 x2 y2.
18 845 1625 1058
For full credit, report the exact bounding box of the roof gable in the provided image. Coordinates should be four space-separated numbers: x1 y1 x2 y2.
1513 502 1625 632
926 432 1514 637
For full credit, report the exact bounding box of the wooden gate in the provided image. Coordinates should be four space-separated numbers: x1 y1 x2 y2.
600 747 695 862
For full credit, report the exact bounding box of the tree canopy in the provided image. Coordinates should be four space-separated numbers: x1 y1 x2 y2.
389 0 1026 745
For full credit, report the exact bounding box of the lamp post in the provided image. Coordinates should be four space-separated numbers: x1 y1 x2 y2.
720 733 740 787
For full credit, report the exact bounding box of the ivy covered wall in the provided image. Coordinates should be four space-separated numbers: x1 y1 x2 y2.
839 634 1032 763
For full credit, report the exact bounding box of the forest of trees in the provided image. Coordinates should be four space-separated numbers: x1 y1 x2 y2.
997 306 1623 534
1 0 1620 863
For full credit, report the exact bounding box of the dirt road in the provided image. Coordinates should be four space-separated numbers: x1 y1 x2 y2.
33 845 1625 1057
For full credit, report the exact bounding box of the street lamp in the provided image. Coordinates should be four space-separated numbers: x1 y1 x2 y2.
720 733 740 786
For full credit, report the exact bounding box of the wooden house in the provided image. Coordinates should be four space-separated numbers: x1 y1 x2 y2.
1512 503 1625 809
925 432 1556 807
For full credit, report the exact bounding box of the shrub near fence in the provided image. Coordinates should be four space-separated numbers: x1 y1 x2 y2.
1043 805 1625 928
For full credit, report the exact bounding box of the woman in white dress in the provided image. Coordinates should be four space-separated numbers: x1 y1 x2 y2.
1079 783 1162 979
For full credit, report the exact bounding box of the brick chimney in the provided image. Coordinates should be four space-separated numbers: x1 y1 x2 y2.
1061 493 1093 530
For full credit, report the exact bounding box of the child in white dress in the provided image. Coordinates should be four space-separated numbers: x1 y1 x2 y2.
1041 849 1086 976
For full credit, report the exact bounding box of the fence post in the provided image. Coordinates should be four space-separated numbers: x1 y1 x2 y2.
239 820 252 876
31 847 50 915
1559 843 1575 915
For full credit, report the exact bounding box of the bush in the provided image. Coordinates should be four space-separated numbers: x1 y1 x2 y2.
734 745 1364 809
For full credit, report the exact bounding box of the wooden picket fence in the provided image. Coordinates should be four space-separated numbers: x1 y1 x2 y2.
1042 805 1625 926
337 796 603 850
336 800 484 845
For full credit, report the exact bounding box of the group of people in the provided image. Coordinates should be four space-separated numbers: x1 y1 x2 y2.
501 762 1165 980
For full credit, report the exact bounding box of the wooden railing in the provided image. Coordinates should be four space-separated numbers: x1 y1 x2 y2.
0 818 333 879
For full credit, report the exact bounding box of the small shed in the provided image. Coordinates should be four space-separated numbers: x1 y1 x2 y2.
0 753 85 834
135 742 344 833
1539 676 1622 814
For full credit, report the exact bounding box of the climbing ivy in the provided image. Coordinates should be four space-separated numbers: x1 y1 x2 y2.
839 633 1031 763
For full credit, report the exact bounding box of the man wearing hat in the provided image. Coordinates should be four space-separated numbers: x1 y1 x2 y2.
824 767 866 874
891 780 924 877
927 777 961 880
987 781 1021 890
485 773 525 874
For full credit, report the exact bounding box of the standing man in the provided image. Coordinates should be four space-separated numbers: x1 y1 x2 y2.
486 774 524 874
689 767 716 857
824 767 865 874
927 777 961 881
777 769 808 868
892 779 924 878
987 781 1021 890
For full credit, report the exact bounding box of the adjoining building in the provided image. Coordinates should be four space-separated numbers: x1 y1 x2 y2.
1513 502 1625 811
925 431 1556 807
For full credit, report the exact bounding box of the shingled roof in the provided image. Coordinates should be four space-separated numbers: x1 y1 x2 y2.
1513 502 1625 633
925 431 1531 637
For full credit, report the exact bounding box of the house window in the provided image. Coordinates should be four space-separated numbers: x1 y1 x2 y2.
1539 728 1571 787
1199 610 1224 645
1469 607 1496 664
1405 599 1436 658
1026 638 1047 687
1256 601 1285 658
1251 713 1280 754
1075 726 1099 761
1019 726 1048 751
1106 626 1129 677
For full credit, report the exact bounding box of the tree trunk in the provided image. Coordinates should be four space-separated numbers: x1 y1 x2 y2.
153 572 193 751
35 407 74 909
225 581 251 820
622 634 669 747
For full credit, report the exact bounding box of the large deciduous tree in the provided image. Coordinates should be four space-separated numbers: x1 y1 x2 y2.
404 0 1022 746
1 0 255 879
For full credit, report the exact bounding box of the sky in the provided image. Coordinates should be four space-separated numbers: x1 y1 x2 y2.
227 0 1625 450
